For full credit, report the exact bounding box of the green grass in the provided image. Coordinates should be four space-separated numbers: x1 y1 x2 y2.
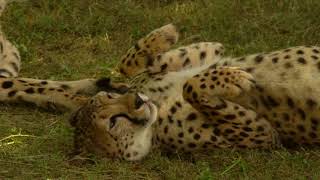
1 0 320 179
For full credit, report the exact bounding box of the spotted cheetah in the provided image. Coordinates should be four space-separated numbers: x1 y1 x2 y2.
68 24 320 161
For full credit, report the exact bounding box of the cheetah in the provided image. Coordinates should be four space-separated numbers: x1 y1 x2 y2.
69 24 320 161
1 3 319 160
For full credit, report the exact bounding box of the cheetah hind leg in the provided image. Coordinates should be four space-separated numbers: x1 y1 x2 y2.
183 66 281 149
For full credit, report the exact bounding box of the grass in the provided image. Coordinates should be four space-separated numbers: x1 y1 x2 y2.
1 0 320 179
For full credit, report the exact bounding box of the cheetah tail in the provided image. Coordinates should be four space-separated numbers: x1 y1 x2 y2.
0 0 7 16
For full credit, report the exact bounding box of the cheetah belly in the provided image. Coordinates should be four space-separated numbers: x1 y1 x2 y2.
229 59 320 146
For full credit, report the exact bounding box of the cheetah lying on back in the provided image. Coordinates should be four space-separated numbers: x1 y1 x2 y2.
68 24 320 161
1 4 320 161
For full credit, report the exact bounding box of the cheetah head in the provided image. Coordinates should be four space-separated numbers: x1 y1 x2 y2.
69 91 158 161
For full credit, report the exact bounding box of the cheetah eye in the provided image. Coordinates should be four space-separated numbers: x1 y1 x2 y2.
109 118 116 129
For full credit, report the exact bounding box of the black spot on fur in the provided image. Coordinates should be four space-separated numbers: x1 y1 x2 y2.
200 84 206 89
145 54 154 67
245 67 254 73
188 127 194 133
183 58 191 67
296 50 304 54
313 49 319 54
178 132 184 138
200 51 206 60
210 136 217 142
168 115 174 124
224 129 235 134
134 43 141 51
8 90 17 97
188 143 196 148
306 98 317 108
243 127 253 132
170 106 177 114
297 124 306 132
267 96 279 107
192 92 198 99
238 111 246 116
158 118 163 125
297 57 307 64
25 88 35 94
254 55 264 64
186 113 197 121
2 81 13 89
177 120 182 127
40 81 48 85
160 64 168 71
201 123 210 128
311 118 319 126
193 134 201 140
164 126 169 134
272 57 278 63
297 108 306 120
37 88 45 94
317 62 320 71
240 132 249 137
287 97 295 108
224 114 236 120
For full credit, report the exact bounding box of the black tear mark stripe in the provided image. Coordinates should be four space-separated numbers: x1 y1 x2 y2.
110 113 147 126
0 41 3 53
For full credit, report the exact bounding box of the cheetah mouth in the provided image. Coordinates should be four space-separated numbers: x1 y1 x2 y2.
137 93 158 126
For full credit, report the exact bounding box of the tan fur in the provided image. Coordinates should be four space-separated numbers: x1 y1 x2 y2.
69 24 320 161
1 15 320 160
0 0 21 78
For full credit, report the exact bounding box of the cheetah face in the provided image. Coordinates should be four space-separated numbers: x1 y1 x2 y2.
70 91 158 161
